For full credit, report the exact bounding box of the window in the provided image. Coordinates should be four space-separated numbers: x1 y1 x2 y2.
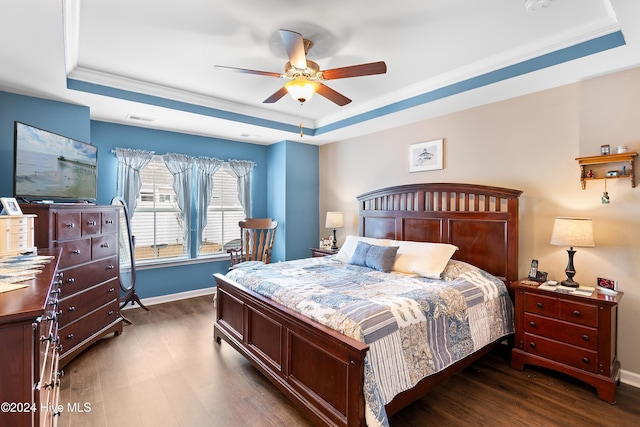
200 164 245 255
130 156 243 262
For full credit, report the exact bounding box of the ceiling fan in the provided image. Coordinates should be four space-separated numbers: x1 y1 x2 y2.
215 29 387 106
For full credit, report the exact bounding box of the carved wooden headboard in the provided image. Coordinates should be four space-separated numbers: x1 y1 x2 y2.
357 183 523 284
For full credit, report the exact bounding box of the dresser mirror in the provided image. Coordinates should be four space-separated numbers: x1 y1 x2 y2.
111 196 148 320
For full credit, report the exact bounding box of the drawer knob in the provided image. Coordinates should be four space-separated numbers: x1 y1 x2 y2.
582 357 590 364
72 249 80 254
529 321 536 327
101 242 109 248
67 277 75 284
106 220 113 224
582 334 590 341
66 223 75 228
67 333 74 340
536 302 543 308
88 220 96 226
573 310 581 317
107 265 114 270
109 287 115 293
108 310 114 316
529 342 536 348
68 306 76 312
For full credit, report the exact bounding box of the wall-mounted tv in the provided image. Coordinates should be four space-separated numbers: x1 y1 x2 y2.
14 121 98 202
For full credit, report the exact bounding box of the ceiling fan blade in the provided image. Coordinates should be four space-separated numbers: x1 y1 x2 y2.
321 61 387 80
316 84 352 106
263 86 289 104
215 65 282 78
279 29 307 70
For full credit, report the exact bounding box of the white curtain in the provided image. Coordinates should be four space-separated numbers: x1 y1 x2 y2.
229 159 255 217
194 156 224 256
162 153 194 253
114 148 155 217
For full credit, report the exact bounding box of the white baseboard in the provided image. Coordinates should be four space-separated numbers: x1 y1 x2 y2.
621 369 640 389
121 286 216 310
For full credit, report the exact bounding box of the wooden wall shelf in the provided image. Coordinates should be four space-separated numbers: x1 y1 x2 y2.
576 152 638 189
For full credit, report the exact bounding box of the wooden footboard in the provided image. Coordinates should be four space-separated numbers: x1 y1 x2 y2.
214 273 369 427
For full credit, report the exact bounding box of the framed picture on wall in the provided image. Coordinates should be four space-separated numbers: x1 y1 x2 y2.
1 197 23 215
409 139 443 172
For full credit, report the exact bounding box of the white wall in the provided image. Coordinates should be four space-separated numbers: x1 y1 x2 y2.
320 66 640 385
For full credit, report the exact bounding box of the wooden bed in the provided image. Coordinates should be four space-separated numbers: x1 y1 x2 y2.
214 183 522 426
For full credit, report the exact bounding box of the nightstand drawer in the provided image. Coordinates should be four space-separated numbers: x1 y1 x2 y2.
524 313 598 350
558 299 598 327
523 333 598 373
524 292 557 317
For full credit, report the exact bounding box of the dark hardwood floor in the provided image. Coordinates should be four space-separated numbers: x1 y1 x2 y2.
58 295 640 427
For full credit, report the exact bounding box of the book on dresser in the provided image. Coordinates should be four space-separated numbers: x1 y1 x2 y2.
19 203 123 368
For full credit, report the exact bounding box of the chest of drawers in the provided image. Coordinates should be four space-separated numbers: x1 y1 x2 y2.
0 214 36 256
0 249 62 427
20 204 123 368
510 280 623 403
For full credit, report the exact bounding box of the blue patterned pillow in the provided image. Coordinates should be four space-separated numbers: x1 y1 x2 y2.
350 241 399 272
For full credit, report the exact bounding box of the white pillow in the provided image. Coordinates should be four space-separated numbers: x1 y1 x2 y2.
335 235 393 263
391 240 458 279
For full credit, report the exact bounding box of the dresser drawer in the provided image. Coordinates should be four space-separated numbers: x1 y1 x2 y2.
56 211 82 240
524 292 558 317
58 279 119 327
101 210 118 234
60 300 120 352
524 333 598 373
558 299 598 327
59 256 118 299
82 212 102 236
524 313 598 350
56 237 92 268
92 234 117 259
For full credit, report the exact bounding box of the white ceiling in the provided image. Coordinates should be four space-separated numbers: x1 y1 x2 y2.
1 0 640 145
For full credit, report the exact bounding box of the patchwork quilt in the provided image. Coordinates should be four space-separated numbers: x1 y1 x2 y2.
226 256 514 427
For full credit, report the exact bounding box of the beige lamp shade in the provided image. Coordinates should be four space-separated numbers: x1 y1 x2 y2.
325 212 344 229
550 217 595 248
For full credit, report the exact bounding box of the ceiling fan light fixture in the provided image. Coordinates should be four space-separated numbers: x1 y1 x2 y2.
284 78 319 103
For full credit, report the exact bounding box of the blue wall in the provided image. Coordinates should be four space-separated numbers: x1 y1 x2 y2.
267 140 319 261
0 90 319 300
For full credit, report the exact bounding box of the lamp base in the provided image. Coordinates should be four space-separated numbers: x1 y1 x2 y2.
561 279 579 288
331 228 338 250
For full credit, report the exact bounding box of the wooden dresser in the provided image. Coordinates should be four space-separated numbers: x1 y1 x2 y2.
0 249 62 427
20 204 123 367
511 280 623 403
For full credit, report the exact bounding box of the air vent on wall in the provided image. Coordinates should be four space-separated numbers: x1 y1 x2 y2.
126 114 156 122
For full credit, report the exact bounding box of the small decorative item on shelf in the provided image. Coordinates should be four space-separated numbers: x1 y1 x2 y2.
588 169 594 178
602 180 610 204
617 145 628 154
606 170 619 177
601 144 610 155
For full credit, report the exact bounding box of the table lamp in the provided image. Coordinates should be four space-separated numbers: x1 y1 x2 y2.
550 217 595 287
325 212 344 250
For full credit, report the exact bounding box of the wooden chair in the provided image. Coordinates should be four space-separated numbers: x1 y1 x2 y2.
228 218 278 268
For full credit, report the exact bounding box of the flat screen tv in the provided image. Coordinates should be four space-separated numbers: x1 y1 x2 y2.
13 121 98 202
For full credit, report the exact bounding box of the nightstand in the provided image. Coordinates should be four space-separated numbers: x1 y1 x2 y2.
510 279 623 403
310 247 339 257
